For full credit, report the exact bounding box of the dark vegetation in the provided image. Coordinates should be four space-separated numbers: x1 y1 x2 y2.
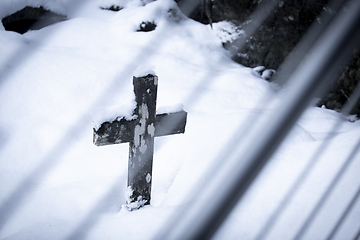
317 48 360 115
1 1 359 116
176 0 360 117
1 6 66 34
100 5 123 11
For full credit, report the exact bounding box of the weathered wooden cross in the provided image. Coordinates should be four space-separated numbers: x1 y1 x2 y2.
93 74 187 210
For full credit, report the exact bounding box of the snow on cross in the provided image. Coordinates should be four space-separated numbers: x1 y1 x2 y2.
93 74 187 210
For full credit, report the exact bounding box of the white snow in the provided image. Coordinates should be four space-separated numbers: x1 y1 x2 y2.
212 20 244 43
156 103 183 114
252 65 266 77
122 186 148 211
0 0 359 240
261 69 276 80
133 64 156 78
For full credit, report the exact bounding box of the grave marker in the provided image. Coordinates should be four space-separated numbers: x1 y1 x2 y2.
93 74 187 210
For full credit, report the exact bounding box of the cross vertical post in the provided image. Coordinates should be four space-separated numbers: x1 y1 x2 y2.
127 74 158 207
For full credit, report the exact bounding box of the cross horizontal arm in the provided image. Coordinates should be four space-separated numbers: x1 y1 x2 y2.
155 110 187 137
93 117 137 146
93 110 187 146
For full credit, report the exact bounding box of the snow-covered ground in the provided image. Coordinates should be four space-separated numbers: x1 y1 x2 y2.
0 0 360 239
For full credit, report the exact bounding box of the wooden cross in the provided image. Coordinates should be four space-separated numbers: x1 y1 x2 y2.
93 74 187 210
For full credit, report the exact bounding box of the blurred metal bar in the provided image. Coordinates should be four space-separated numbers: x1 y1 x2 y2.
155 0 360 239
293 79 360 239
226 0 281 55
256 73 360 240
354 226 360 240
176 0 202 16
274 0 347 86
294 137 360 240
326 185 360 240
0 0 206 232
65 177 124 240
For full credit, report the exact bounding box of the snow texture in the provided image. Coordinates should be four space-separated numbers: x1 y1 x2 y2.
122 186 148 211
156 103 184 114
212 20 245 43
133 64 156 78
0 0 359 240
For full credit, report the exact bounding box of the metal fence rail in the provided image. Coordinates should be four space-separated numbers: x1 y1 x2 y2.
0 0 360 240
155 0 360 239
